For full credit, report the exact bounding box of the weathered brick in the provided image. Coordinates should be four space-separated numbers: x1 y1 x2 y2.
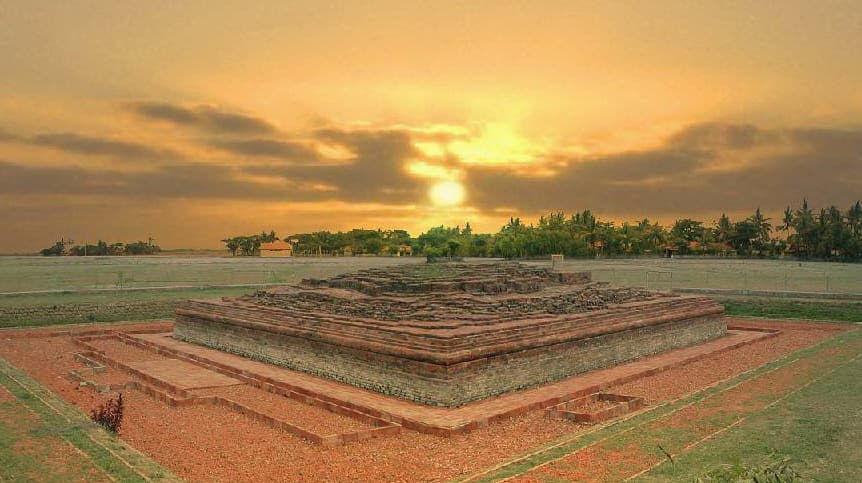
175 262 725 407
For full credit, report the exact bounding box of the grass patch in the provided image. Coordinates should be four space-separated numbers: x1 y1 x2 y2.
0 358 178 481
637 348 862 482
722 297 862 322
0 398 109 482
0 287 253 328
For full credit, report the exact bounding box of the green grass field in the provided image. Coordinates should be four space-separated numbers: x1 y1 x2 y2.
721 296 862 323
0 359 177 482
3 256 860 294
552 257 862 294
637 348 862 482
0 256 422 328
0 256 421 292
1 256 860 328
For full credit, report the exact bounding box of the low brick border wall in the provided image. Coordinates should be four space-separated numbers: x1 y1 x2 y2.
546 393 646 423
0 322 173 339
129 327 780 436
71 334 400 446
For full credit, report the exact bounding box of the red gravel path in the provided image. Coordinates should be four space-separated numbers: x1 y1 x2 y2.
192 385 372 435
84 367 133 386
0 319 847 482
85 338 163 363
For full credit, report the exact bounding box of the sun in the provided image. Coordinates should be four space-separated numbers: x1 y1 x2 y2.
429 180 465 206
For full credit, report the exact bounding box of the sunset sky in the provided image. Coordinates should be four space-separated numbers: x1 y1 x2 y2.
2 1 861 252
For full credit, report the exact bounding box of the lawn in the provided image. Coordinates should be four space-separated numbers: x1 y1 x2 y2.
0 287 253 328
0 256 421 328
0 359 177 482
0 256 420 292
637 337 862 482
550 257 862 293
3 256 860 294
1 256 860 328
721 296 862 323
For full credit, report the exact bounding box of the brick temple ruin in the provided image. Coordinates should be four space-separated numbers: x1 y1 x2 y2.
174 262 726 407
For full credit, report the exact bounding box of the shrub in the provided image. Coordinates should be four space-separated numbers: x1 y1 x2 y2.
91 393 124 434
697 456 801 482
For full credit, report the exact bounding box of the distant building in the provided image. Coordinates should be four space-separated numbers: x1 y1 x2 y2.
708 242 735 257
396 245 412 257
662 244 679 258
260 240 294 257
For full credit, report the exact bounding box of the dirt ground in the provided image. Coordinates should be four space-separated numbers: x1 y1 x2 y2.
0 319 847 482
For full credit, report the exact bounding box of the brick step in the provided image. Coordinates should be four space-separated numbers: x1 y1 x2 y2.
177 298 722 365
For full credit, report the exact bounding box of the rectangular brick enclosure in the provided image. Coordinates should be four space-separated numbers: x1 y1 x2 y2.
175 262 725 407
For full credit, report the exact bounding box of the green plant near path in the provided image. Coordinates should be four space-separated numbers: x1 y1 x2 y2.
91 393 124 434
694 455 801 482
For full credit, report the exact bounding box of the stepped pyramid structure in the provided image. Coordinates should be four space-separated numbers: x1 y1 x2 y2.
175 262 725 407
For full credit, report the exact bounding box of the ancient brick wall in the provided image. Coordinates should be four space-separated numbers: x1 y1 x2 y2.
175 314 725 407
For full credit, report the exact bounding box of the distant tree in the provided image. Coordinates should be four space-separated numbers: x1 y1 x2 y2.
714 214 733 244
670 219 705 254
221 231 277 256
40 240 66 256
239 199 862 262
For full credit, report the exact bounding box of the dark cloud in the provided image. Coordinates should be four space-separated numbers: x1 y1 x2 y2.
666 122 773 151
131 102 198 124
210 139 321 163
464 124 862 215
252 128 424 202
0 161 323 201
0 128 21 142
5 120 860 220
204 127 425 202
29 132 181 160
788 127 862 153
0 126 425 204
129 102 276 135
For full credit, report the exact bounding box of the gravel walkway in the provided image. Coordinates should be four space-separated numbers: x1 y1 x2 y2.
192 385 373 435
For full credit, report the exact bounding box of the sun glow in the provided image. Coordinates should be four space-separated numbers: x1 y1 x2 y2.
449 123 541 165
429 180 465 206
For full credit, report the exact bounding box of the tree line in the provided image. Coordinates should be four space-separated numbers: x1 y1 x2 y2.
220 231 279 256
40 238 161 256
223 199 862 261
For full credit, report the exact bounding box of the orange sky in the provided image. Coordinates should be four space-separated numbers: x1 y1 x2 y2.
2 1 861 252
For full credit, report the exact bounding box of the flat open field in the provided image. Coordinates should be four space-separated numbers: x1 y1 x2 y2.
0 319 858 482
4 255 861 327
0 256 423 292
0 256 422 327
2 256 860 294
548 257 862 294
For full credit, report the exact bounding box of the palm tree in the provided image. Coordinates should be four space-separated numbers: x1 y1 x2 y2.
781 206 794 232
749 207 771 254
714 213 733 243
848 201 862 237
